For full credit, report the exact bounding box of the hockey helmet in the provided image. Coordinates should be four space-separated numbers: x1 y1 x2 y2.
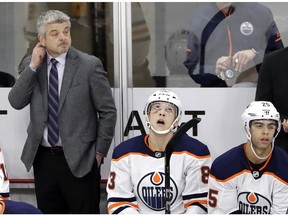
241 101 281 139
144 89 182 121
144 89 182 134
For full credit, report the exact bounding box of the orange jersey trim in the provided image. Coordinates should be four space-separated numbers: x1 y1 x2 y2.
264 171 288 186
0 201 5 214
112 150 210 162
173 151 211 159
210 169 288 186
184 199 207 208
112 152 150 162
209 169 251 182
108 202 139 213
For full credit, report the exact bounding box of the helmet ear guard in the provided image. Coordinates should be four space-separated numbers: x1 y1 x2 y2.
146 116 151 127
144 89 182 119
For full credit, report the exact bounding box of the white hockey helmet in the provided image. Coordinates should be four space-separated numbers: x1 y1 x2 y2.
241 101 281 160
241 101 281 138
144 89 182 134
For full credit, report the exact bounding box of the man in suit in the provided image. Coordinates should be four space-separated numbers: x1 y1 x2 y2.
255 47 288 153
8 10 117 213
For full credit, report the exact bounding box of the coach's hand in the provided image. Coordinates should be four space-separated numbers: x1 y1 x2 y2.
96 153 103 167
282 119 288 133
30 43 46 71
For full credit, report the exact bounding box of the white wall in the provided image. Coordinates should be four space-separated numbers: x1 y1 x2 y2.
0 87 255 181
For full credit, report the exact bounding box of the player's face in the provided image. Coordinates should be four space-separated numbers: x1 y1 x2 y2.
249 120 277 151
148 101 177 131
39 22 72 58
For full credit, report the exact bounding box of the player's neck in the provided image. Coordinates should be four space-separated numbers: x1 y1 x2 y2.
245 142 270 164
148 132 173 152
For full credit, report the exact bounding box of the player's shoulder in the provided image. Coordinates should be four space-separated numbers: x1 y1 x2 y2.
1 200 42 214
210 144 246 180
112 135 147 159
269 146 288 181
272 146 288 161
174 134 211 157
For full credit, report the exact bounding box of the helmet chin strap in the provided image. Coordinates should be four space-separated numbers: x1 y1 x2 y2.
147 118 178 135
247 132 274 160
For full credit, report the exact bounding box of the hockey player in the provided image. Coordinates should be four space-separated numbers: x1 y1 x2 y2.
0 148 9 200
106 89 211 214
208 101 288 214
0 200 42 214
0 148 42 213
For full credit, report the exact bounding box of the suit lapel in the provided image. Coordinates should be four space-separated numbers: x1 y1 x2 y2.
58 47 78 113
38 57 48 114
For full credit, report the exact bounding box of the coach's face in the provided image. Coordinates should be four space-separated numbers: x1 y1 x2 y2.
39 21 72 58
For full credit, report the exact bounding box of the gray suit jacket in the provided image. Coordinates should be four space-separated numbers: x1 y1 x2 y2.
8 47 117 178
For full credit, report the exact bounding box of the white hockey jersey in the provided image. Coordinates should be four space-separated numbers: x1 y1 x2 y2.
208 143 288 214
107 134 211 214
0 148 9 200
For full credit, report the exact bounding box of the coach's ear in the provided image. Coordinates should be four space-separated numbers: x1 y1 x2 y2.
38 34 46 47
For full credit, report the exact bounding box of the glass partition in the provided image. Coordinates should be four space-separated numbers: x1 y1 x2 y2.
0 2 114 86
131 2 288 88
1 2 288 88
1 1 288 183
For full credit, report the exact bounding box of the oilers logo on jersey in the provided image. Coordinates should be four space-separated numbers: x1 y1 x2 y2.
238 192 271 214
137 171 178 211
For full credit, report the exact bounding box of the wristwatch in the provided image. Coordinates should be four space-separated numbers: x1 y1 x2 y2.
251 48 260 55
